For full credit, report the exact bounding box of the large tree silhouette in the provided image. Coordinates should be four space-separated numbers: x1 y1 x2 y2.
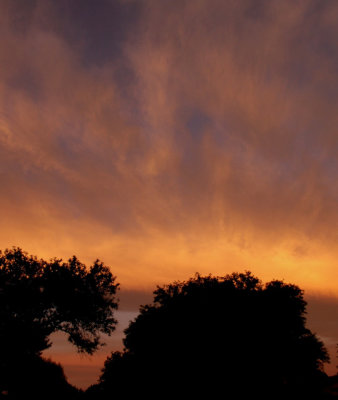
94 272 329 399
0 247 119 397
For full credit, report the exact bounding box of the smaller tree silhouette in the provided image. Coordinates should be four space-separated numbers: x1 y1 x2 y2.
3 356 83 399
0 247 119 396
96 272 329 399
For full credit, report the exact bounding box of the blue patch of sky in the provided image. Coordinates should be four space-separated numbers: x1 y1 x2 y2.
178 108 241 173
56 127 84 162
185 108 232 147
53 0 141 68
186 109 211 141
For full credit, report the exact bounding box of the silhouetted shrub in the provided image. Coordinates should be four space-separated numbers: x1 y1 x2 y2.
2 356 82 399
96 272 329 399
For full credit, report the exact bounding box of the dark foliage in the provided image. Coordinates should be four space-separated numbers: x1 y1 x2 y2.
0 247 119 397
1 356 82 400
94 272 329 399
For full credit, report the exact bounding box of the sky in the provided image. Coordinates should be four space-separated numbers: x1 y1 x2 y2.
0 0 338 388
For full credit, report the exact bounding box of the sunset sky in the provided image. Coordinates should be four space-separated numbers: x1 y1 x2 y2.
1 0 338 388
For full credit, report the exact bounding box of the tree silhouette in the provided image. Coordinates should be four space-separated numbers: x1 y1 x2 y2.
0 247 119 397
2 356 83 399
95 272 329 399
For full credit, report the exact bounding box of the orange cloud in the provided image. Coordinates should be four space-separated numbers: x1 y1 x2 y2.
0 0 337 290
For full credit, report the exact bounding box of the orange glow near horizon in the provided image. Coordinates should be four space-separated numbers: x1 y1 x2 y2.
1 224 337 295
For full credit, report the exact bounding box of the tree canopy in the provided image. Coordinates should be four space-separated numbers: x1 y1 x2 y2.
0 247 119 396
96 272 329 399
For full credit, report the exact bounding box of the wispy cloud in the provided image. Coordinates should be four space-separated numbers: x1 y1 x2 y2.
0 0 337 293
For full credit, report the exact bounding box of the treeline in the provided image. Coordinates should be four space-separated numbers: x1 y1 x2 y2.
0 248 336 399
